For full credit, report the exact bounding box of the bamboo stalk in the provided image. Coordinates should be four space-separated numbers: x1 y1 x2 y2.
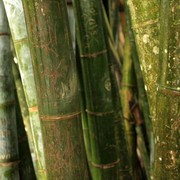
154 1 180 179
0 1 19 178
121 33 144 179
124 1 160 175
3 0 47 178
22 0 89 179
12 52 36 168
124 4 152 178
125 1 160 123
108 0 120 40
102 4 132 179
73 0 131 179
14 86 36 180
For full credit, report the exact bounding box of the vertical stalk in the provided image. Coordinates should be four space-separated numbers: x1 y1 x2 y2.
124 4 151 178
14 88 36 180
73 0 130 179
22 0 89 179
121 33 144 179
154 1 180 179
125 0 159 132
12 57 35 171
3 0 47 178
125 1 159 174
0 1 19 179
102 4 132 179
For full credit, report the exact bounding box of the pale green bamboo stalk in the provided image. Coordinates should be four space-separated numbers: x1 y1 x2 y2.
3 0 47 179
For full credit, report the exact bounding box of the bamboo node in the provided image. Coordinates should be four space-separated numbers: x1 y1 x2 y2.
13 37 28 44
0 160 20 167
133 19 158 29
0 101 15 108
80 49 107 58
29 106 38 112
0 32 10 36
41 111 81 122
38 169 47 173
86 109 114 116
91 159 120 169
121 83 136 88
158 85 180 96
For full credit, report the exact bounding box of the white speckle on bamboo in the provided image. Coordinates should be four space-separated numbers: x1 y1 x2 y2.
153 46 159 55
143 34 150 44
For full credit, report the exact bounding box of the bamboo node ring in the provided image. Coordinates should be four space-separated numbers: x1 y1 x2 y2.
80 49 107 58
158 85 180 96
0 32 10 36
91 159 120 169
86 109 114 116
133 18 158 29
41 111 81 121
29 106 38 113
0 160 20 167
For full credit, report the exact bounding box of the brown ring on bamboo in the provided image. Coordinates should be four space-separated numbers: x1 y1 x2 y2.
121 83 136 88
91 159 120 169
38 169 47 173
80 49 107 58
133 18 158 29
0 160 20 167
0 100 15 108
158 85 180 97
86 109 114 116
13 37 28 44
0 32 10 36
29 106 38 112
41 111 81 121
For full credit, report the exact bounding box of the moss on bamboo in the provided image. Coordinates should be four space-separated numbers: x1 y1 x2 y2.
125 0 160 123
154 1 180 179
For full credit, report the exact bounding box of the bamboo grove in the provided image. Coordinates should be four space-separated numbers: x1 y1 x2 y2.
0 0 179 179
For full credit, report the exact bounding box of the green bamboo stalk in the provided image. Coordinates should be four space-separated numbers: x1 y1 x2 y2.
125 0 159 126
73 0 131 179
102 4 132 179
76 44 92 177
3 1 47 178
124 0 152 151
22 0 89 179
108 0 120 39
125 1 160 175
124 4 152 178
0 1 19 179
14 86 36 180
153 1 180 179
121 33 144 179
67 0 75 51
